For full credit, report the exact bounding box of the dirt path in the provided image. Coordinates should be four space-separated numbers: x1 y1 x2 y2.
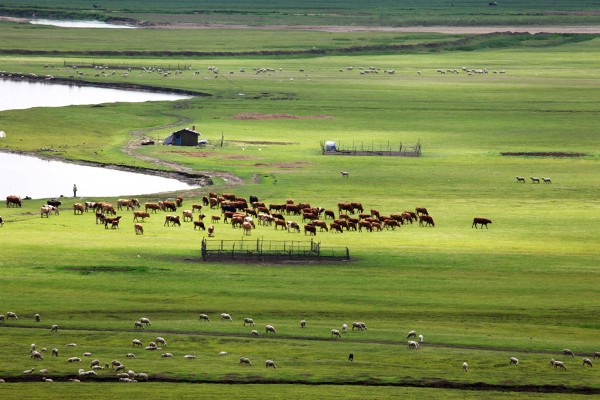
123 113 245 193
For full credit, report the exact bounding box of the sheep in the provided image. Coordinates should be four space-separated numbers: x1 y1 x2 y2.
553 360 567 370
50 324 58 333
199 313 210 321
239 357 252 366
155 337 167 347
352 322 367 331
331 329 342 338
83 352 92 357
340 171 349 178
30 343 36 353
139 317 151 326
90 359 100 368
510 357 519 365
265 359 277 369
243 317 256 326
583 357 593 367
348 353 354 361
530 176 540 183
67 357 82 363
562 349 575 357
7 312 18 319
66 343 77 347
42 377 53 382
126 353 136 358
115 364 126 373
0 315 4 323
265 324 276 334
92 364 107 370
68 378 81 382
145 346 161 351
218 351 228 356
251 330 259 337
407 341 420 350
132 339 143 347
161 353 174 358
23 368 35 374
78 369 97 377
184 355 196 359
34 313 41 322
31 351 43 360
516 176 525 183
111 360 123 369
300 319 306 328
220 313 232 322
136 372 148 381
407 330 416 339
133 321 144 330
51 348 59 357
342 323 348 333
463 362 469 372
542 177 552 184
39 369 48 375
418 334 424 343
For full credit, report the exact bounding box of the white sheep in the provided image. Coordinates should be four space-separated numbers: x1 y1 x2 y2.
90 359 100 368
51 348 59 357
243 317 256 326
161 353 173 358
553 360 567 370
583 357 593 367
39 369 48 375
66 343 77 347
220 313 232 321
265 359 277 368
463 362 469 372
407 341 420 350
50 324 58 333
111 360 122 369
251 330 259 337
30 343 36 353
265 324 276 334
67 357 81 363
132 339 143 347
407 330 416 339
42 377 53 382
31 351 43 360
133 321 144 330
510 357 519 365
7 312 18 319
352 322 367 331
156 337 167 347
115 364 125 373
239 357 252 366
83 352 92 357
139 317 151 326
594 351 600 359
126 353 136 358
136 372 148 381
145 346 160 351
218 351 228 356
34 313 41 322
331 329 342 338
563 349 575 357
23 368 35 374
68 378 81 382
78 369 97 377
184 355 196 359
342 323 348 333
199 313 210 321
300 319 306 328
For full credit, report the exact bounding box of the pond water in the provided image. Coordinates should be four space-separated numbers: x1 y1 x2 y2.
0 152 198 200
30 19 136 29
0 80 191 112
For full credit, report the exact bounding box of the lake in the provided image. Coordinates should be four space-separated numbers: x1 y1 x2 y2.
0 152 198 200
29 19 136 29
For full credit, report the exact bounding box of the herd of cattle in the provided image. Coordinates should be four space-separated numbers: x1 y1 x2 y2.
3 193 492 233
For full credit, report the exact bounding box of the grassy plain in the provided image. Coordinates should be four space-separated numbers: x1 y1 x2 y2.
0 12 599 400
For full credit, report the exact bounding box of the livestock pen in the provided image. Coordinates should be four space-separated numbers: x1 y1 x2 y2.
201 238 350 262
321 140 421 156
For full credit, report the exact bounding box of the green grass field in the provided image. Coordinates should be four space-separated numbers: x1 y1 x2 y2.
0 8 599 399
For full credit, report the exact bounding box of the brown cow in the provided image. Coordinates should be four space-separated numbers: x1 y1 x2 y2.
274 219 287 230
95 211 105 224
338 202 354 214
209 198 219 209
242 221 253 236
163 201 177 212
176 195 184 207
164 215 181 227
330 222 343 233
358 221 372 232
194 221 206 230
304 224 317 236
302 212 318 222
231 216 244 228
145 203 161 213
182 210 194 222
416 207 429 216
419 215 435 227
133 211 150 222
370 209 380 218
312 220 328 232
134 223 144 235
104 216 121 229
117 199 137 211
207 224 215 237
383 219 399 230
269 204 284 211
6 195 22 208
192 204 203 213
222 193 236 201
351 202 364 213
285 204 301 215
202 196 210 206
472 217 492 229
73 203 85 215
211 215 221 223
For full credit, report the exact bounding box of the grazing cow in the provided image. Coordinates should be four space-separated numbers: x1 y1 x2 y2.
104 216 122 229
207 224 215 237
164 215 181 227
133 211 150 222
163 201 177 212
415 207 428 216
358 221 372 232
285 204 301 215
338 202 354 214
134 223 144 235
304 224 317 236
194 221 206 230
40 205 58 218
117 199 136 211
202 196 209 206
324 210 335 219
182 210 194 222
269 204 284 212
287 221 301 233
472 217 492 229
351 202 364 213
0 215 3 227
176 195 184 207
516 176 525 183
274 219 288 230
222 193 236 201
242 221 253 235
145 203 161 213
249 195 259 204
231 216 244 228
47 199 62 208
6 195 22 208
84 201 97 212
73 203 85 215
530 176 540 183
192 204 203 213
209 198 218 209
330 222 343 233
211 215 221 223
95 211 105 224
383 219 399 230
312 220 328 232
419 215 435 227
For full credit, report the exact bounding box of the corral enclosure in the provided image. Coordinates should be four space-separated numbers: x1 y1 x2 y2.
321 140 422 157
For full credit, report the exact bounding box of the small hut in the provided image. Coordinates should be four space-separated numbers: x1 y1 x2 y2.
163 126 200 146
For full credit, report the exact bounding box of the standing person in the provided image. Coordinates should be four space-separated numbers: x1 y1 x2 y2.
73 184 78 198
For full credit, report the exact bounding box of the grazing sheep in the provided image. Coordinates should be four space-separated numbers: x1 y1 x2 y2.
352 322 367 331
251 330 259 337
133 321 144 330
510 357 519 365
530 176 540 183
126 353 136 358
139 317 151 326
0 315 4 323
463 362 469 372
265 324 276 334
67 357 82 363
7 312 18 320
30 343 36 352
553 360 567 370
31 351 43 360
132 339 143 347
593 352 600 359
563 349 575 357
300 319 306 328
68 378 81 382
342 323 348 333
50 324 58 333
418 334 424 343
90 359 100 368
407 330 416 339
239 357 252 366
407 341 420 350
145 346 160 351
161 353 174 358
583 357 593 367
243 317 256 326
515 176 525 183
66 343 77 347
78 369 97 377
220 313 232 322
265 359 276 369
34 314 41 322
51 348 59 357
83 352 92 357
136 372 148 381
542 177 552 183
199 313 210 321
331 329 342 338
155 337 167 347
111 360 123 369
23 368 35 374
115 364 126 373
218 351 228 356
0 379 5 383
184 355 196 359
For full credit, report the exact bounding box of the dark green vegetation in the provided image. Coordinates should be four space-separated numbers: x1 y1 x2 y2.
0 7 599 399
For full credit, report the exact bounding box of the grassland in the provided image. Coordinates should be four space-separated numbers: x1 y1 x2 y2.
0 9 600 400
